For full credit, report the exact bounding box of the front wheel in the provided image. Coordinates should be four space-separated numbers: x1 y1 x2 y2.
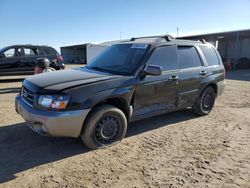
81 105 127 149
193 86 216 116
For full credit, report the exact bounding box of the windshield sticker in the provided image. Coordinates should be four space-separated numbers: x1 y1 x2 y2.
131 44 148 49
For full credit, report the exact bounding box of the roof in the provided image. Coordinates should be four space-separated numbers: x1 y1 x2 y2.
121 35 204 46
59 33 215 50
2 44 52 49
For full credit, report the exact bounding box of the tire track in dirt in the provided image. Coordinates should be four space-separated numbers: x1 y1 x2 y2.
1 72 250 188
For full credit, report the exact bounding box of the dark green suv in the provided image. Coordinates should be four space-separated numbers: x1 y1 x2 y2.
15 35 225 149
0 45 64 76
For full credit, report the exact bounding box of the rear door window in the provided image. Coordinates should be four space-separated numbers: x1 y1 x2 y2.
36 48 44 55
147 46 178 71
199 45 219 66
24 48 36 56
178 46 202 69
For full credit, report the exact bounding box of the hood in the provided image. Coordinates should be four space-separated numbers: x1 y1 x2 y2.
25 68 119 91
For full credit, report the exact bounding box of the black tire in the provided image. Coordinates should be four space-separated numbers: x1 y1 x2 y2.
81 105 127 149
193 86 216 116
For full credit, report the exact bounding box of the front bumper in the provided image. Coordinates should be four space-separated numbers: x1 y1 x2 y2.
15 95 90 137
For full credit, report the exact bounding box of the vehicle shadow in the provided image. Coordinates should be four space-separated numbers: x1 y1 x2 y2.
127 109 196 137
0 123 89 183
0 109 197 183
0 87 20 94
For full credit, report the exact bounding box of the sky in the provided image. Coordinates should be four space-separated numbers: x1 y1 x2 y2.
0 0 250 50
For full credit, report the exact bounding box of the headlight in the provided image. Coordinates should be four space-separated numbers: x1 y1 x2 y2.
51 95 70 109
38 95 70 109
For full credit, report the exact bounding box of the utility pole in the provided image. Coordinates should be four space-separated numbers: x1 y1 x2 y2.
120 32 122 40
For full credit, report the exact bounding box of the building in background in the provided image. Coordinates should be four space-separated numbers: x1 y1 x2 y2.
60 40 126 64
61 29 250 69
179 29 250 69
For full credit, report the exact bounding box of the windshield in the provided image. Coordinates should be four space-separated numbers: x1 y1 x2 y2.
0 47 8 53
86 44 150 75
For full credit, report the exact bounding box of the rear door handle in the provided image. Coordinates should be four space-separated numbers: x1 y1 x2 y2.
168 75 179 81
199 70 207 76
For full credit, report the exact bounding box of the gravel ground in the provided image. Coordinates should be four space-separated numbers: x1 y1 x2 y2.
0 68 249 188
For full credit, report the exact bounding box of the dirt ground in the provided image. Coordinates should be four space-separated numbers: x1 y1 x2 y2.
0 68 249 188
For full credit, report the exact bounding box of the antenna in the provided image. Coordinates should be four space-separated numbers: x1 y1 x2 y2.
120 32 122 40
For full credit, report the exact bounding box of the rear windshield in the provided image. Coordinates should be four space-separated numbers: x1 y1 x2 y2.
86 44 150 75
199 45 219 66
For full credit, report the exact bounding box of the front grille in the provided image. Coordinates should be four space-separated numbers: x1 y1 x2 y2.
21 86 34 107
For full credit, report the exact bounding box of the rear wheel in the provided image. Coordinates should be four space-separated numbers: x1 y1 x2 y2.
81 105 127 149
193 86 216 116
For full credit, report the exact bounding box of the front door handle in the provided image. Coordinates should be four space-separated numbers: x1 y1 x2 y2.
199 70 207 76
168 75 179 81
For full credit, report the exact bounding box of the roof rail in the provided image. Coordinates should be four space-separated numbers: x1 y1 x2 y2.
130 34 175 42
200 38 206 44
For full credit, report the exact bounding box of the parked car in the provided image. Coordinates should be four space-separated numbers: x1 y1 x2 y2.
0 45 64 76
15 35 225 149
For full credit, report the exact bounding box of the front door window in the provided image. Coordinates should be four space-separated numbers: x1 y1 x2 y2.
3 48 15 58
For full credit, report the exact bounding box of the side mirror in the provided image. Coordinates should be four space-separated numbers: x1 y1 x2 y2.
144 65 162 76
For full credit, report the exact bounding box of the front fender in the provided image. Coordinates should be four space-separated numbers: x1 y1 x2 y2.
80 86 135 109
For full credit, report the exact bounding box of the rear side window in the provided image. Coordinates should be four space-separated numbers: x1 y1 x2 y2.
147 46 178 71
199 45 219 66
43 47 57 55
178 46 202 69
33 48 44 55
